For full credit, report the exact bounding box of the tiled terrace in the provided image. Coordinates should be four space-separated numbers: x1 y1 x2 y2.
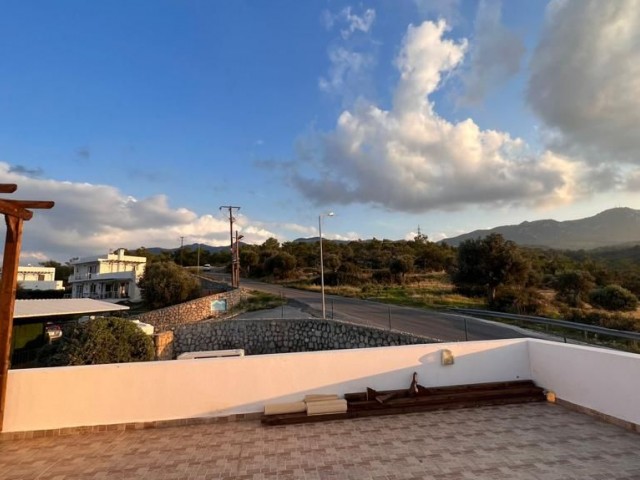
2 403 639 480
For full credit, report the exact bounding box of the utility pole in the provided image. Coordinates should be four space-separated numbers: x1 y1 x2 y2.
179 236 185 266
219 206 240 287
234 231 244 289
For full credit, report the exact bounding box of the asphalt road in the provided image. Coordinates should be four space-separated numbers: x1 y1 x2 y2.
220 276 533 342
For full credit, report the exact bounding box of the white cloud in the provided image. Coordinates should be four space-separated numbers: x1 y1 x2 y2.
323 6 376 39
0 163 277 263
527 0 640 164
318 47 374 96
459 0 525 104
294 20 581 213
329 231 360 241
276 223 317 236
340 7 376 39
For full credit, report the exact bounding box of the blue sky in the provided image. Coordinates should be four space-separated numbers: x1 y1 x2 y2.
1 0 639 263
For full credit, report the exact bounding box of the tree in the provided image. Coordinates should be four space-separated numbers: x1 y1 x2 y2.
589 285 638 312
453 234 530 301
138 261 201 309
389 255 414 283
323 253 341 273
553 270 595 307
42 317 154 366
40 260 73 284
263 252 297 279
240 249 260 276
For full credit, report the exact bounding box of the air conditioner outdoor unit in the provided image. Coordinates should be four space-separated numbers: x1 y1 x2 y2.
176 349 245 360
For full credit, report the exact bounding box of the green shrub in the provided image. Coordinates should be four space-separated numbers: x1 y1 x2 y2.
599 314 640 332
589 285 638 312
41 317 154 366
139 261 201 309
489 287 544 315
560 307 640 332
560 307 604 325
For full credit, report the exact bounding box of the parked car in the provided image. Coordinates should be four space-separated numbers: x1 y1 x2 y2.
44 323 62 341
203 264 211 271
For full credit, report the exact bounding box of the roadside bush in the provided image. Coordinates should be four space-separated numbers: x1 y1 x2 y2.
560 307 639 332
553 270 595 307
560 307 604 325
372 269 393 284
263 252 297 279
489 287 545 315
599 314 640 332
589 285 638 312
139 261 201 309
40 317 154 366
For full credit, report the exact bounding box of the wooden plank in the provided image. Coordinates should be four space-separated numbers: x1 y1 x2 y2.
0 199 32 221
8 200 54 210
0 185 17 194
0 215 24 431
262 394 546 426
262 381 545 427
349 386 544 410
344 380 536 402
417 380 536 395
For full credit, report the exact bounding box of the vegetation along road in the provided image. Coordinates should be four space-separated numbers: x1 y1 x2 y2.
236 277 533 342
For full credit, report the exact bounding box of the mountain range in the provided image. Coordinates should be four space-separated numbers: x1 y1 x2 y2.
143 208 640 254
441 208 640 250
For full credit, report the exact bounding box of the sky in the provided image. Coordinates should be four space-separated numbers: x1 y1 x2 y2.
1 0 639 264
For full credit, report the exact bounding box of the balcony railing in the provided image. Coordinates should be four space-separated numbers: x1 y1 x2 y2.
75 292 130 300
69 271 137 282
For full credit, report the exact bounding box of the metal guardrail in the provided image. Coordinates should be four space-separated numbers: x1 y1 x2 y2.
450 308 640 341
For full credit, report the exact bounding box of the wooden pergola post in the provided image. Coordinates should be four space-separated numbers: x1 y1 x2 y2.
0 184 53 431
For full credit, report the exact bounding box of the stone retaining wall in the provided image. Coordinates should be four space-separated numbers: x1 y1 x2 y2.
173 318 437 357
154 331 174 360
135 289 247 332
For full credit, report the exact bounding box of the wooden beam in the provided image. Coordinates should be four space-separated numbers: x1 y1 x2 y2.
0 199 32 221
0 185 17 194
6 200 55 210
0 215 24 432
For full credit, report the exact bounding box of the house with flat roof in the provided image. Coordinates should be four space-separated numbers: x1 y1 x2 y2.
0 266 64 291
68 248 146 303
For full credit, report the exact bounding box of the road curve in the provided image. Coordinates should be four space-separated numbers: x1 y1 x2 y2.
230 277 532 342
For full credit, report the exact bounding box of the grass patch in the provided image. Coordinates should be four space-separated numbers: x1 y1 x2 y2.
239 291 287 312
287 272 485 310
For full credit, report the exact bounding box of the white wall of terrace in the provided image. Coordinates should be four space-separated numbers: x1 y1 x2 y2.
4 339 530 432
528 340 640 428
3 338 639 433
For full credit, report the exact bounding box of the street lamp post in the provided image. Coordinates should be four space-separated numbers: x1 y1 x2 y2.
318 212 334 318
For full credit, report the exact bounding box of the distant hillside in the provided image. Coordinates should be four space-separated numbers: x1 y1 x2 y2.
145 243 230 255
441 208 640 250
292 237 350 244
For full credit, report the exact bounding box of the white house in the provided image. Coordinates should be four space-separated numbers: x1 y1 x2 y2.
0 266 64 291
68 249 146 303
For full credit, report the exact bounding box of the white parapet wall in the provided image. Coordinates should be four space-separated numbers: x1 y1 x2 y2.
4 339 531 432
528 340 640 426
6 338 639 433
